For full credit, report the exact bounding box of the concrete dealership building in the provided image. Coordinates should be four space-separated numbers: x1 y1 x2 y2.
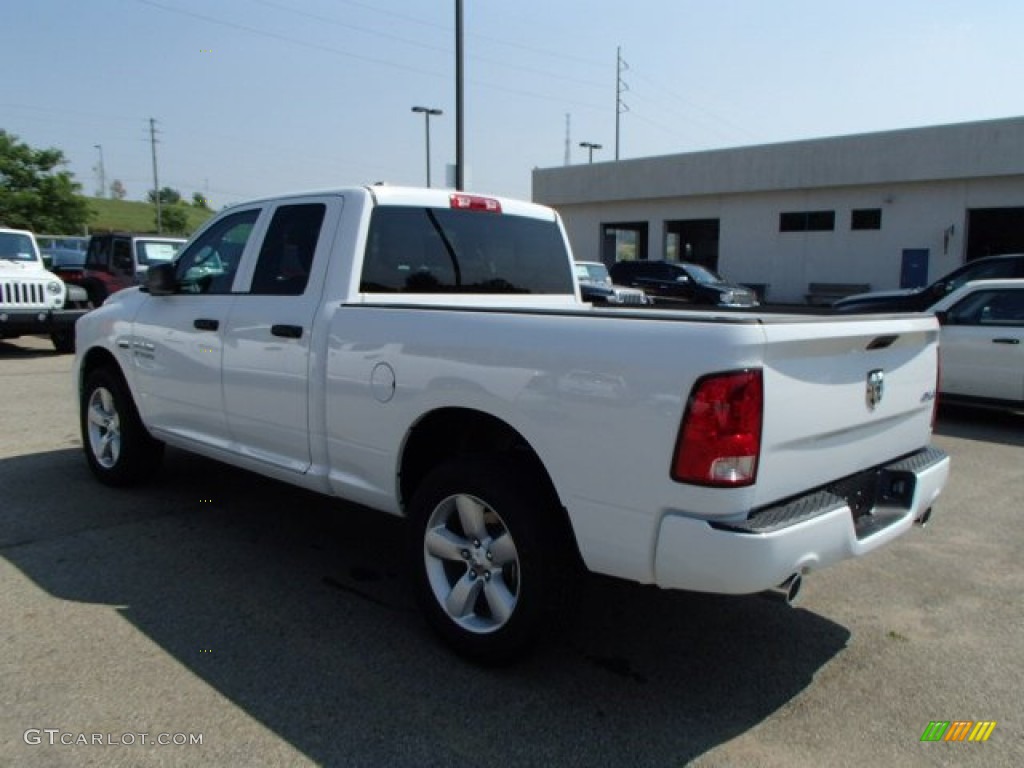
532 116 1024 303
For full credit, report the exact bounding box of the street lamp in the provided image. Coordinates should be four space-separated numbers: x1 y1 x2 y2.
579 141 602 164
411 106 443 187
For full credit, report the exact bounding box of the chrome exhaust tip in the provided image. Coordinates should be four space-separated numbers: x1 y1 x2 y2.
760 573 802 607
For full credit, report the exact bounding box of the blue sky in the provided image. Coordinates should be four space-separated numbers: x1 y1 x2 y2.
3 0 1022 207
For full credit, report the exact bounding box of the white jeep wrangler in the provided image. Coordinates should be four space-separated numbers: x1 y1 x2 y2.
0 227 89 353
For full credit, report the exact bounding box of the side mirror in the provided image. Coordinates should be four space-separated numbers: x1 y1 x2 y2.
145 262 178 295
935 310 950 326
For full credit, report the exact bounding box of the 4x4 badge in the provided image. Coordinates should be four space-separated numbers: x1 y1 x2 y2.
866 369 885 410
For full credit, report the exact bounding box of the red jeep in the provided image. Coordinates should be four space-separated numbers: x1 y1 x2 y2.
56 232 185 306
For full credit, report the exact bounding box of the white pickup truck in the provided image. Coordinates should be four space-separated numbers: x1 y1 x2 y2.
74 186 950 662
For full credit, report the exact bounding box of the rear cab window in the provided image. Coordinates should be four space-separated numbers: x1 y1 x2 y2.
359 205 573 295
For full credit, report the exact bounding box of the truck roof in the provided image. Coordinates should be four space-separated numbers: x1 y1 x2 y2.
218 185 558 222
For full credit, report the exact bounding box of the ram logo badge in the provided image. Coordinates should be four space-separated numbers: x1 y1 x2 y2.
866 369 885 410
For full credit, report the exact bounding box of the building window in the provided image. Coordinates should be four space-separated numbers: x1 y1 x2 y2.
601 222 649 263
851 208 882 230
779 211 835 232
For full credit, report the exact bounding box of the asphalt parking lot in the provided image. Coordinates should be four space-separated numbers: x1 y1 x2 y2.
1 335 1021 767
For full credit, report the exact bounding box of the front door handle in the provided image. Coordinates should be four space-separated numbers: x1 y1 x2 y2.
194 318 219 331
271 324 303 339
992 338 1020 345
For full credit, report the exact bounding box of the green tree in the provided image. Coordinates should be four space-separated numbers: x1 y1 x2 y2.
0 130 90 232
159 204 189 234
110 179 127 200
147 186 182 205
191 191 211 210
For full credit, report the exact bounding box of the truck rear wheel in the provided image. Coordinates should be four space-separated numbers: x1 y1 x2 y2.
81 367 164 486
408 456 572 664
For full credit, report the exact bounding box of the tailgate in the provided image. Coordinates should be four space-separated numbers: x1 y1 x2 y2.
754 314 939 508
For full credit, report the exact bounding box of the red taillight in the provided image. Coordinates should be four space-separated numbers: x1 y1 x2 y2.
449 193 502 213
672 370 763 487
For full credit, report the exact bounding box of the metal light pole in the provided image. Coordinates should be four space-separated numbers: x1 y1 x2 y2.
579 141 602 164
455 0 464 190
411 106 443 187
93 144 106 198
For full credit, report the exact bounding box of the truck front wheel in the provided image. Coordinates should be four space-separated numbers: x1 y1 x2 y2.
408 456 571 664
81 367 164 486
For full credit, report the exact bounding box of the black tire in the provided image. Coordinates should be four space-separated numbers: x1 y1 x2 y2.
85 283 107 308
51 328 75 354
80 367 164 486
408 455 575 664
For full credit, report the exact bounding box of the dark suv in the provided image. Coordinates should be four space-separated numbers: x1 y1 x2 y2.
833 253 1024 313
608 260 758 307
56 233 185 306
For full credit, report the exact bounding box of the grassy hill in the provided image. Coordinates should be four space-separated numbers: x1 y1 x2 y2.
85 197 214 235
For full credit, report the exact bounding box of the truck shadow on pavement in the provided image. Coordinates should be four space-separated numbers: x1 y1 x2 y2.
935 404 1024 448
2 447 851 766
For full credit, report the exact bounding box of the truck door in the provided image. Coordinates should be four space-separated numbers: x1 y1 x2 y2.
221 198 340 473
131 208 263 450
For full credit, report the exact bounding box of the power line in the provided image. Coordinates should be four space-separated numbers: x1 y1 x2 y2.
322 0 607 68
132 0 447 79
251 0 606 90
629 70 757 145
250 0 449 56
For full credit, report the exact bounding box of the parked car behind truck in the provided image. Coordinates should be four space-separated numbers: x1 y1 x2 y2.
609 259 759 307
56 232 185 307
832 253 1024 313
74 186 949 663
931 279 1024 409
0 227 89 353
574 260 650 305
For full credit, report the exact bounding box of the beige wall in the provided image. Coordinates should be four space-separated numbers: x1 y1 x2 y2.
536 118 1024 303
551 177 1024 303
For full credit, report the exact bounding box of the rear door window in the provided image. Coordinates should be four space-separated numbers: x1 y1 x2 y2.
250 203 326 296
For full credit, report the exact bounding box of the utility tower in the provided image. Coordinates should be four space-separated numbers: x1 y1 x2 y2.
149 118 162 233
615 46 629 160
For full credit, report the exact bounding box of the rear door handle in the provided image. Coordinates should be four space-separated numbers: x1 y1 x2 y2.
193 318 219 331
271 324 303 339
992 338 1020 344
